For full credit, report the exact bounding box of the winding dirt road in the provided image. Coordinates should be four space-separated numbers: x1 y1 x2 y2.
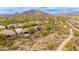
56 28 73 51
30 19 79 51
57 19 79 51
30 34 54 50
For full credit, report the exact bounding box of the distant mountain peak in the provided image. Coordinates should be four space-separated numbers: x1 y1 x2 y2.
22 9 50 16
22 9 45 14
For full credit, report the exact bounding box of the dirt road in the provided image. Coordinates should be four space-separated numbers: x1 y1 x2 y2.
57 19 79 51
56 29 73 51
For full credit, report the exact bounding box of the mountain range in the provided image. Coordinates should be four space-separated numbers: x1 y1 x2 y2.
0 9 79 16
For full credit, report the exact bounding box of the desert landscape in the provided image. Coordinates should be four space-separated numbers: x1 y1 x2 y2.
0 7 79 51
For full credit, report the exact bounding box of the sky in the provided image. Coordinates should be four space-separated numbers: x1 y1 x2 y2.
0 7 79 14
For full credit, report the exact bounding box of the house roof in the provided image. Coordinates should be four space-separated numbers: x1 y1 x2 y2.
18 23 26 27
0 25 5 29
34 26 41 31
7 24 18 28
15 28 28 34
2 30 15 35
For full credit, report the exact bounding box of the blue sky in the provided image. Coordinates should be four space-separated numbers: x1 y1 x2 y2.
0 7 79 14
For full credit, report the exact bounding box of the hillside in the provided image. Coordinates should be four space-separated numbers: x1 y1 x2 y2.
22 10 50 16
65 11 79 16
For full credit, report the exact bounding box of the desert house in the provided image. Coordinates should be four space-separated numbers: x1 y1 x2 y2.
0 25 6 30
34 25 41 31
7 23 26 29
33 21 42 26
17 23 26 28
15 28 29 35
7 24 18 29
2 29 16 37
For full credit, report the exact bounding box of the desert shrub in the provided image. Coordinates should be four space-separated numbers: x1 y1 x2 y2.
0 38 13 46
45 24 52 31
73 30 79 36
41 29 48 36
64 42 73 51
23 21 33 28
0 33 14 46
11 44 20 50
0 33 6 39
33 32 42 38
47 43 54 50
28 27 35 34
0 46 7 51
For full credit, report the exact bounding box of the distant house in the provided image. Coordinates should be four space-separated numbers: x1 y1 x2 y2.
7 23 26 29
34 25 41 31
18 23 26 28
0 25 6 30
7 24 18 29
33 21 42 26
2 29 16 37
15 28 29 35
